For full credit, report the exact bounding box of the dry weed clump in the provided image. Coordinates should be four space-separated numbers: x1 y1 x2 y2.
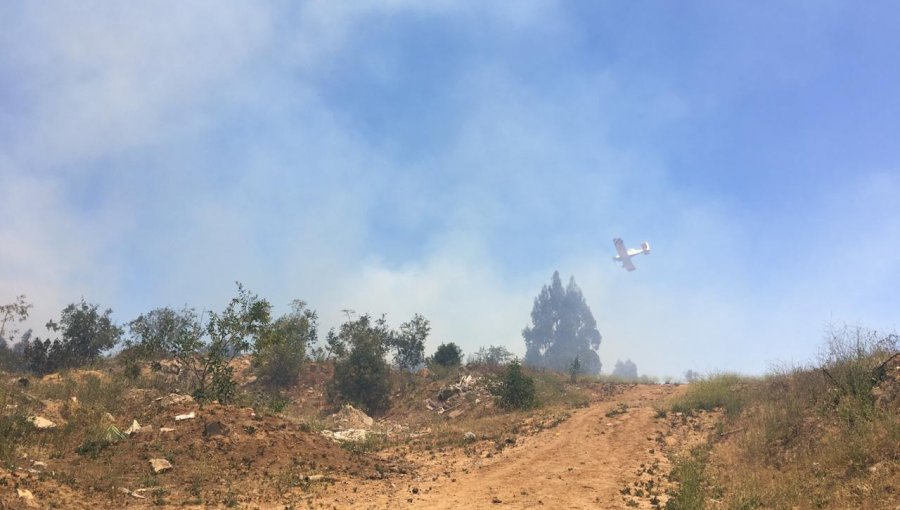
669 328 899 509
669 372 750 418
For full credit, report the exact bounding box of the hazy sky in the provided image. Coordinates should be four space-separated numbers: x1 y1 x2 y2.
2 1 898 377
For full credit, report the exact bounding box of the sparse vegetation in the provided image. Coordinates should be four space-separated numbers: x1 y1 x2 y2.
669 372 748 417
1 287 895 510
665 447 709 510
665 327 899 509
468 344 515 369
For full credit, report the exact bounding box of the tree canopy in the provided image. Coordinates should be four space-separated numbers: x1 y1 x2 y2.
612 359 638 379
523 271 602 374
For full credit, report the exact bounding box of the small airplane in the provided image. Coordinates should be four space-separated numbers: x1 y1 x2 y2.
612 238 650 272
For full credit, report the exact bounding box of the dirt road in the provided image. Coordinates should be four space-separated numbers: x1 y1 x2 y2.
309 384 689 509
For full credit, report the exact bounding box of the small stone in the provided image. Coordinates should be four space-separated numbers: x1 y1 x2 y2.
464 431 477 443
17 488 37 508
125 419 142 436
175 412 196 421
160 427 175 433
149 458 173 474
492 496 502 504
27 416 56 429
411 487 419 494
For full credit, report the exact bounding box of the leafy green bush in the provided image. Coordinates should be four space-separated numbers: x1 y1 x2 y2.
392 314 428 371
127 283 271 403
23 299 122 374
494 359 536 410
330 315 394 415
254 300 317 388
430 342 463 367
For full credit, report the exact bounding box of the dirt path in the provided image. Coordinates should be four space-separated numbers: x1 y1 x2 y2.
307 384 687 509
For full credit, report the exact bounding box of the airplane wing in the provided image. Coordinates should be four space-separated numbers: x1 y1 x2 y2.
622 257 636 272
613 238 629 259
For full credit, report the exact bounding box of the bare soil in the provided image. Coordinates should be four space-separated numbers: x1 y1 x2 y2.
2 367 722 510
271 384 716 510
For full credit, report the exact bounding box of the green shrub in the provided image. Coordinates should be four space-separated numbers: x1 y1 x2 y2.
494 359 536 410
254 301 317 388
23 299 122 374
0 389 29 467
329 315 394 415
430 342 463 367
666 447 709 510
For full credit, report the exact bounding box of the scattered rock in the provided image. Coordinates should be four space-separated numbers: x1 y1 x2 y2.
321 429 377 443
464 431 477 443
329 404 374 429
492 496 502 504
160 427 175 433
448 409 465 419
27 416 56 429
124 419 142 436
149 458 173 474
175 412 196 421
157 393 194 407
17 488 37 508
16 377 29 387
120 487 147 499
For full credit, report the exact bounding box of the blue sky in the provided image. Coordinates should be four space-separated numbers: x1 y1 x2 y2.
1 1 898 377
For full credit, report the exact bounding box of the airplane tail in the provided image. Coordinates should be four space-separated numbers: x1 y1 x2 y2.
641 241 650 254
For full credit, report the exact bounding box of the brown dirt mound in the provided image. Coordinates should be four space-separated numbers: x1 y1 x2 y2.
10 403 395 509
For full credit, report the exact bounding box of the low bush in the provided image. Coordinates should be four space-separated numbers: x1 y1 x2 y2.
430 342 463 367
329 315 394 416
494 359 536 410
670 373 748 417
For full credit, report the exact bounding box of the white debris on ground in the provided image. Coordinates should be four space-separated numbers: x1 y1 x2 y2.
27 416 56 429
149 458 173 474
425 374 493 418
320 404 383 443
155 393 194 407
175 411 196 421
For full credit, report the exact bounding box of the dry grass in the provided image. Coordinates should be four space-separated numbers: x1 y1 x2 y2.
665 329 899 509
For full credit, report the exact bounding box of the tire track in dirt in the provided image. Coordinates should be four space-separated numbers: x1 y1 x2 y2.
302 384 687 509
409 384 684 509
